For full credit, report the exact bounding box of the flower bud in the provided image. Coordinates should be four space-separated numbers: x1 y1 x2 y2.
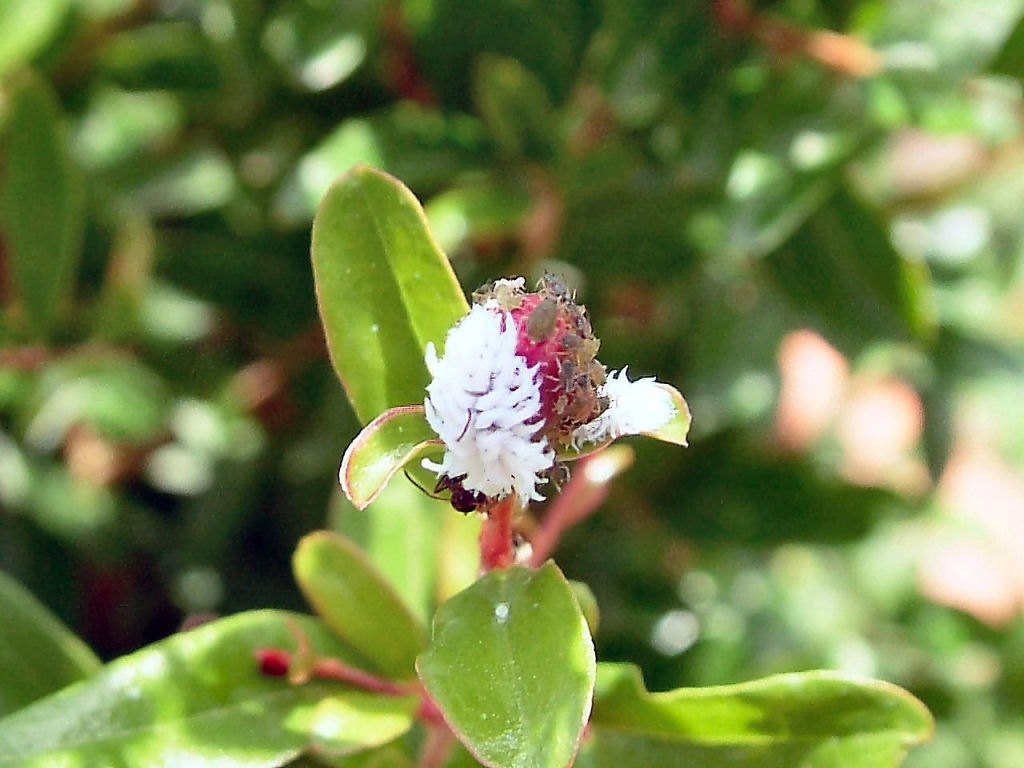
423 274 675 508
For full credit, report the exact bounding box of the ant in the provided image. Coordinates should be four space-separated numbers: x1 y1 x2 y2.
404 470 489 513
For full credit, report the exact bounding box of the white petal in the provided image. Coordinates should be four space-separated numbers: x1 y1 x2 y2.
423 304 553 501
574 367 676 444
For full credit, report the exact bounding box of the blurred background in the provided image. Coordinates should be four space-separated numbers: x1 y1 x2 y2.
2 1 1024 765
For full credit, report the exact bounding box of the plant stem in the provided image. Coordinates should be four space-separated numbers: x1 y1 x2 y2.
254 648 416 697
530 453 610 566
479 494 517 569
416 723 455 768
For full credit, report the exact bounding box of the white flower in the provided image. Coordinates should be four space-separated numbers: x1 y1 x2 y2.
573 367 676 445
422 304 554 502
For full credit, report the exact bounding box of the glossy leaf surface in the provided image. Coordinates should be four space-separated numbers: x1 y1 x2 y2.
311 165 468 423
577 663 934 768
339 404 441 510
330 480 444 626
0 571 100 717
0 610 415 767
417 564 595 768
293 532 426 680
0 72 84 338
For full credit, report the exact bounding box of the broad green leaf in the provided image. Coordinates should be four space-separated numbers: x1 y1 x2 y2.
340 404 441 510
0 0 71 77
0 610 417 768
417 563 595 768
311 165 468 423
577 663 933 768
293 532 426 680
0 72 84 339
0 571 100 717
568 581 599 636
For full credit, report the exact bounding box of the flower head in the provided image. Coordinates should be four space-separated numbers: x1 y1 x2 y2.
422 274 680 507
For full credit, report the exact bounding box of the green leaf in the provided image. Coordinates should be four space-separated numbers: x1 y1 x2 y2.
990 14 1024 79
473 55 557 159
0 571 100 717
95 21 220 90
577 663 933 768
764 185 936 356
262 3 378 92
418 0 586 105
0 0 72 77
311 164 468 423
340 405 441 510
424 176 530 255
0 72 84 339
417 563 596 768
0 610 417 767
330 479 445 626
644 383 691 446
27 352 167 445
293 532 426 680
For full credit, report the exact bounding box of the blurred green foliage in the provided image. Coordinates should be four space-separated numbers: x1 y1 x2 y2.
1 0 1024 766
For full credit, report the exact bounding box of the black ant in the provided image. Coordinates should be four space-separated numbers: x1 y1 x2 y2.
404 470 489 513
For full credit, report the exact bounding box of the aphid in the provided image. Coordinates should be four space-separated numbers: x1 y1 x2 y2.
539 272 571 301
527 297 558 342
545 460 570 491
561 332 582 351
558 358 577 391
404 470 488 513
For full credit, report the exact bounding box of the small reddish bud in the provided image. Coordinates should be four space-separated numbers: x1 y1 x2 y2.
256 648 291 677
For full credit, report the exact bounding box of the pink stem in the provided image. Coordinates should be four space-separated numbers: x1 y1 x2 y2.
416 723 456 768
530 454 609 567
254 648 416 697
480 494 517 570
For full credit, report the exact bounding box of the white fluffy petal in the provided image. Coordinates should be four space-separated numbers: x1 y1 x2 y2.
573 367 676 445
423 304 553 502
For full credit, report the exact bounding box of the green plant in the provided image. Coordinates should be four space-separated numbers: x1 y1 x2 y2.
0 166 932 768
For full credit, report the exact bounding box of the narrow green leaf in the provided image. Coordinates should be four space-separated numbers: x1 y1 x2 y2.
340 404 441 510
311 165 468 423
417 563 596 768
0 610 415 768
1 72 84 338
577 663 933 768
95 22 220 90
293 532 426 680
765 185 936 355
473 55 556 159
330 479 445 626
0 1 72 76
0 571 100 717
